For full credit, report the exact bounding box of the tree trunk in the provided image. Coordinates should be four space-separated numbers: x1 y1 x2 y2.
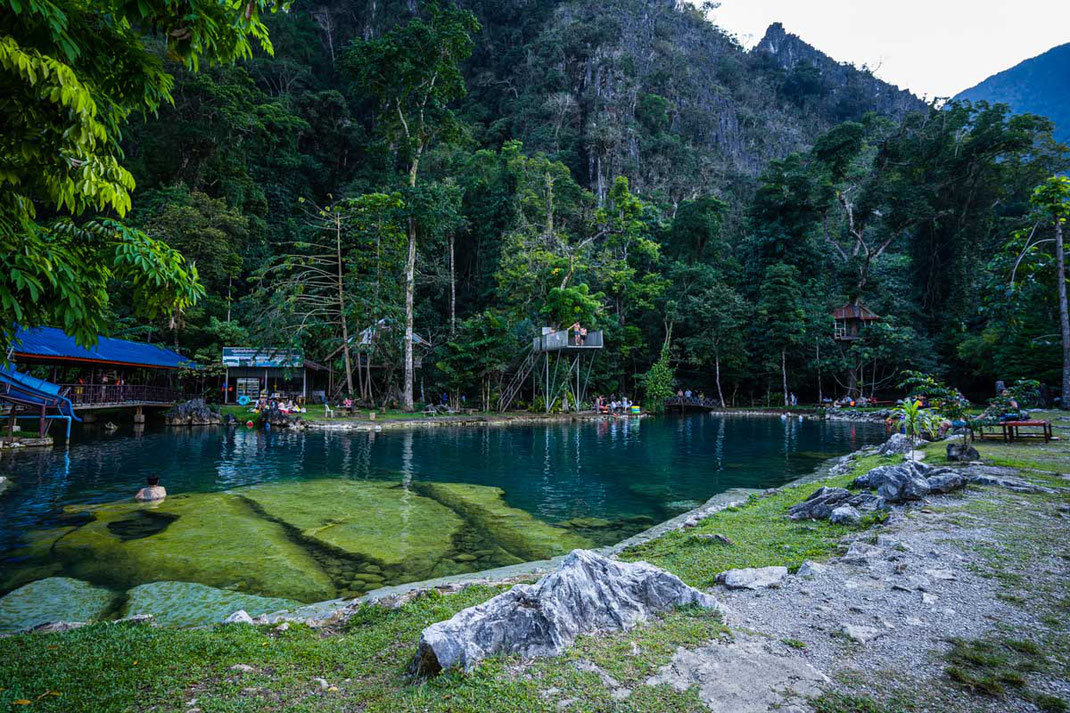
815 340 822 404
402 216 416 411
781 349 788 407
449 231 456 336
401 148 422 412
715 351 725 408
1056 217 1070 409
336 214 354 397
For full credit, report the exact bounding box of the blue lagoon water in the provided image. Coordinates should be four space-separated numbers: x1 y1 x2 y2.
0 414 885 613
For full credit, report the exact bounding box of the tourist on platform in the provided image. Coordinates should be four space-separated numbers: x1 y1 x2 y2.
135 475 167 502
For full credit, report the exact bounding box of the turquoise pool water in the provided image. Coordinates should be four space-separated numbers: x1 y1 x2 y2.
0 414 884 624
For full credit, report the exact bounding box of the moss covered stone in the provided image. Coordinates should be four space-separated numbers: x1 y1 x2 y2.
413 482 592 561
53 494 334 602
237 480 465 577
123 581 299 627
0 577 118 633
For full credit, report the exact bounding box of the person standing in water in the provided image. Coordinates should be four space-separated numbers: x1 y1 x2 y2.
135 475 167 502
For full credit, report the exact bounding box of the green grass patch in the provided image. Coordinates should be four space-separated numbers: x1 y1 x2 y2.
619 455 888 586
810 691 914 713
0 584 730 713
943 636 1066 709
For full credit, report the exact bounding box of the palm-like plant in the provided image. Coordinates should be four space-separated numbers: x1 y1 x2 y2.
892 399 941 461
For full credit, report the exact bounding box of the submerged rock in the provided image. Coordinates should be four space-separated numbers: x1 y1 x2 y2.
716 566 788 590
412 550 725 675
0 577 118 634
239 479 466 578
54 493 334 602
123 581 299 627
412 482 592 562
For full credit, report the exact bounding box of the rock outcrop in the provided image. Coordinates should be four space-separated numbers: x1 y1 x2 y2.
787 486 884 521
164 399 222 426
877 433 914 457
412 550 726 676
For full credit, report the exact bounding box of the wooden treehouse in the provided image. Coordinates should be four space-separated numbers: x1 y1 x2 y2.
832 303 880 341
498 326 604 412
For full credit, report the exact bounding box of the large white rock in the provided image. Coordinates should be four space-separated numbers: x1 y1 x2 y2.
716 566 788 590
413 550 726 675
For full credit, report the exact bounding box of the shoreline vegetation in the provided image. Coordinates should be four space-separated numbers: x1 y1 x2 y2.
2 413 1066 712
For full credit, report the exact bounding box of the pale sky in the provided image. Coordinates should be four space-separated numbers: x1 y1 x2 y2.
697 0 1070 101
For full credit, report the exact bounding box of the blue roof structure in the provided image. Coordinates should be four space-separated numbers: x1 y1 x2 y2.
11 327 192 369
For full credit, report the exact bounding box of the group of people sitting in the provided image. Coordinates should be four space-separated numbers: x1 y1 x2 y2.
252 396 306 414
593 394 635 414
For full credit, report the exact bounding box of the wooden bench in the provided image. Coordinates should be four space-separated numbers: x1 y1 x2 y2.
999 420 1054 442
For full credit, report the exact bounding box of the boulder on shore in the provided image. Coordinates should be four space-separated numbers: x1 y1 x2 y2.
877 433 914 457
946 441 980 462
164 399 222 426
852 461 973 503
787 487 884 521
412 549 726 676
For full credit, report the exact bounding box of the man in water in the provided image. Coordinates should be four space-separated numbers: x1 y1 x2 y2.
135 475 167 502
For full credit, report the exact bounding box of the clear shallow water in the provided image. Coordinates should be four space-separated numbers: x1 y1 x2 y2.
0 414 884 620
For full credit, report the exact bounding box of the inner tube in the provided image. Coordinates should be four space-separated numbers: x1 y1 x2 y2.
237 395 251 406
246 420 254 428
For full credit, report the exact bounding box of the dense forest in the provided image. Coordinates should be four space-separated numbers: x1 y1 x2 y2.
4 0 1069 409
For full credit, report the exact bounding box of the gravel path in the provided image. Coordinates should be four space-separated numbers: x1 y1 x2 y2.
653 471 1070 712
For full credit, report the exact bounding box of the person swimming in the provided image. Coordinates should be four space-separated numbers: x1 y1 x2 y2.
134 475 167 502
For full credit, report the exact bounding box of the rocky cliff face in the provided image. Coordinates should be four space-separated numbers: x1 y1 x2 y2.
754 22 927 120
460 2 929 203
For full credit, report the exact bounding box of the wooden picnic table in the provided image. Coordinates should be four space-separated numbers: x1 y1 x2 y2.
991 420 1054 442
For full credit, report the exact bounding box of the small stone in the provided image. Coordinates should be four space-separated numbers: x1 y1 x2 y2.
797 560 827 579
922 593 939 605
905 618 925 626
717 566 789 590
693 533 736 545
843 542 882 563
230 664 255 673
557 700 577 711
842 624 880 643
312 677 329 691
830 505 862 525
223 610 254 625
275 622 290 632
925 569 956 581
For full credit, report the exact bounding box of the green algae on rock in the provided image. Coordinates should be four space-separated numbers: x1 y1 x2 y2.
0 577 118 633
237 479 465 578
123 581 300 627
53 494 334 602
413 482 593 561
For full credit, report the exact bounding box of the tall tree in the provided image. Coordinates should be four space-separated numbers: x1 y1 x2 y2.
1028 176 1070 408
346 2 479 410
1 0 286 351
758 263 806 406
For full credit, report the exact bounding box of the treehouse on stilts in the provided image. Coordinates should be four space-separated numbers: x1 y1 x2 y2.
498 326 603 412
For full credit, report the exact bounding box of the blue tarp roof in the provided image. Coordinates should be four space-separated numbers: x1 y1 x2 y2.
11 327 192 369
